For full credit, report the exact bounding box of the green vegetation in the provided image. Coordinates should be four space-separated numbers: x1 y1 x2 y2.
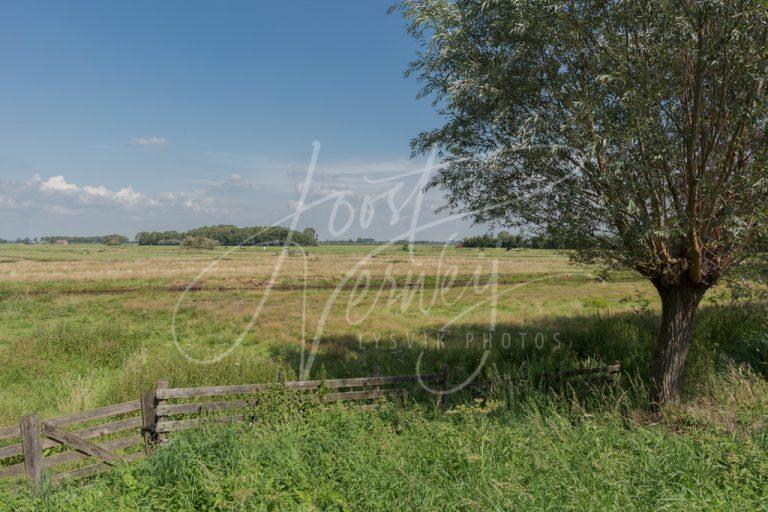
102 235 126 247
136 225 318 247
39 235 130 245
0 244 766 509
3 371 768 511
397 0 768 407
461 231 572 249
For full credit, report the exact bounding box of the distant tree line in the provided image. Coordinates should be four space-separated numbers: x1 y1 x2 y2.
323 237 380 244
0 237 33 244
40 235 129 245
461 231 581 250
136 225 318 247
321 239 447 245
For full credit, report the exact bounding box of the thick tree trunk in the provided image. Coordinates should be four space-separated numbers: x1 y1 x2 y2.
650 283 707 408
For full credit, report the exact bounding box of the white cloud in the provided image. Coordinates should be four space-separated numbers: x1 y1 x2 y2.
40 175 79 193
39 176 151 208
184 196 216 213
0 173 254 239
130 136 168 147
82 185 111 198
114 186 147 206
0 152 483 241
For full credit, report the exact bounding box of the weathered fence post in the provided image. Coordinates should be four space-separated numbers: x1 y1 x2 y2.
154 380 169 445
141 379 169 453
140 387 158 455
19 413 43 493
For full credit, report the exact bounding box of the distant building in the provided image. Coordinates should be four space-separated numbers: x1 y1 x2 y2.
54 239 69 246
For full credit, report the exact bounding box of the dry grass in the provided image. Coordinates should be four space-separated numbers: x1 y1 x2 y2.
0 244 587 285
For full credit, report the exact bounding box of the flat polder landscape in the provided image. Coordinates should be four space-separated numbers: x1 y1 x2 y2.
1 243 766 510
0 243 646 423
4 0 768 508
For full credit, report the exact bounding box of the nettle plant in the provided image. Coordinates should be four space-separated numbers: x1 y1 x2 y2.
395 0 768 405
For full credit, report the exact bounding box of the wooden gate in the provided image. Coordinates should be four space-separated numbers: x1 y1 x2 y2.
0 400 145 489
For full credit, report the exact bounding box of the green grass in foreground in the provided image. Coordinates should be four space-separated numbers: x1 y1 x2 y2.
2 376 767 512
1 245 766 510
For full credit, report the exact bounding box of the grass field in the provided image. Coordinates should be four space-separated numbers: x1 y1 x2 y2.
1 243 766 510
0 243 646 424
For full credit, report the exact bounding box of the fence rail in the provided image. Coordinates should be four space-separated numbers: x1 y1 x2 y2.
0 362 619 492
0 401 145 487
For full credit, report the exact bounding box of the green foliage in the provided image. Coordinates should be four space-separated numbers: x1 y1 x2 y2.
134 231 184 246
102 235 125 246
137 225 319 247
180 236 220 250
461 231 584 250
302 227 318 245
396 0 768 406
457 233 551 249
461 235 495 248
396 0 768 287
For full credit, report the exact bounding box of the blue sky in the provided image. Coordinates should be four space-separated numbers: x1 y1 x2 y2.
0 1 485 241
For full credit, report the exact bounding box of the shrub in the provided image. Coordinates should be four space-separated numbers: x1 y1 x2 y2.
180 236 220 250
103 235 124 246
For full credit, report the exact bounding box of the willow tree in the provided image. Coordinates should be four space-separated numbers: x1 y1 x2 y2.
396 0 768 405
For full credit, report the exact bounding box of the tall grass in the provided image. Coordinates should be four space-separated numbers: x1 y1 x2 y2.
1 245 766 509
0 305 766 510
3 371 767 511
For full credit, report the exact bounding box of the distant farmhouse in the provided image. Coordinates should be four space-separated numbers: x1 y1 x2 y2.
53 239 69 246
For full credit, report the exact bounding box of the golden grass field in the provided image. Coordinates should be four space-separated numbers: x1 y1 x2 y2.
0 243 588 285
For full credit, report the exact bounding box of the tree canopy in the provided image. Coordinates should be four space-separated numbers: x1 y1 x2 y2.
396 0 768 405
398 0 767 287
136 225 318 247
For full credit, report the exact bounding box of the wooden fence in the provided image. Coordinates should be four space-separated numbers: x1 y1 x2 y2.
0 363 619 492
0 401 145 489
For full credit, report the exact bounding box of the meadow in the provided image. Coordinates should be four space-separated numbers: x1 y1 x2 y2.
0 243 642 423
0 243 766 510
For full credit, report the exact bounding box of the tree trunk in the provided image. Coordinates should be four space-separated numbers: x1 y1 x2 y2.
650 283 707 408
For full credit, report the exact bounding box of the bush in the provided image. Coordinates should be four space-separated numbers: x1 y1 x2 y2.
103 235 124 246
180 236 220 250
